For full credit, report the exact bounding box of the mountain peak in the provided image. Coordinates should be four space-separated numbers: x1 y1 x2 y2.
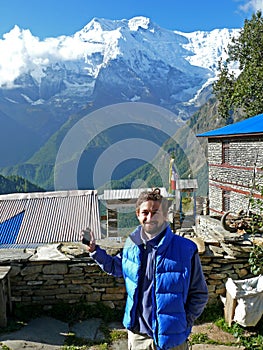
82 17 123 33
128 16 152 31
0 16 239 113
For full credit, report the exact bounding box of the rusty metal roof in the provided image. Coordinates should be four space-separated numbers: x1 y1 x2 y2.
0 190 101 248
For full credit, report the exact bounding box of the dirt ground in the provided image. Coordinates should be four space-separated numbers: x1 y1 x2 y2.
190 322 239 345
0 317 255 350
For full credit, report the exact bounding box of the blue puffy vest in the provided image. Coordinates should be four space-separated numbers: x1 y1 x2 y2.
122 225 197 349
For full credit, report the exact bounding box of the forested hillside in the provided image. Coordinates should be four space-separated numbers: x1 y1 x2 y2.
0 174 44 195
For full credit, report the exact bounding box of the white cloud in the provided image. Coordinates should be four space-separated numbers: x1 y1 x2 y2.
0 26 86 87
0 23 121 87
238 0 263 13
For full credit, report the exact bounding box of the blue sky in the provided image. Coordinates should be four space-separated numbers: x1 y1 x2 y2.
1 0 262 39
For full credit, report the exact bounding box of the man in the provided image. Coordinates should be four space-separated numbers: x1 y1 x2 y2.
85 188 208 350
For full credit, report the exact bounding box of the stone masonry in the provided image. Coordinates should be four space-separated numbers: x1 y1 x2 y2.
0 218 261 314
207 137 263 214
0 243 126 312
196 215 256 299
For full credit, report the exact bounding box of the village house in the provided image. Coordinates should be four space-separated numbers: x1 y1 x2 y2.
1 121 263 327
0 190 101 248
99 187 170 237
0 189 102 326
197 113 263 216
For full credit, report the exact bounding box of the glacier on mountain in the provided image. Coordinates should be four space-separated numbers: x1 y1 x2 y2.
0 16 242 187
0 16 240 120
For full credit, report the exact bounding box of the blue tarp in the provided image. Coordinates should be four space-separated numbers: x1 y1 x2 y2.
0 211 24 244
197 113 263 137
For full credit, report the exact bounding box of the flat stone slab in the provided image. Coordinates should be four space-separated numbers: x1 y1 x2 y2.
0 340 62 350
0 249 33 263
0 316 68 346
30 244 70 261
70 318 105 341
192 345 245 350
0 316 247 350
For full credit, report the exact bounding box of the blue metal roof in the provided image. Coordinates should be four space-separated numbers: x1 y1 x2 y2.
0 211 24 244
197 113 263 137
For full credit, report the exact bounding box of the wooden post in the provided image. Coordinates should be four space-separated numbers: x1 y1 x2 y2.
107 208 118 237
0 266 12 328
224 291 237 327
0 280 7 327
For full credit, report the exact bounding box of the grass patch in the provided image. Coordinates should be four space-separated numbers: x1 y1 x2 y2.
190 332 226 345
62 345 108 350
109 329 127 342
215 317 263 350
61 322 127 350
191 302 263 349
190 333 210 344
0 344 11 350
63 332 108 349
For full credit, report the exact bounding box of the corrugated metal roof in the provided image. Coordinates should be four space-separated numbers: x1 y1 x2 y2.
176 179 198 190
197 113 263 137
0 190 101 248
99 187 169 201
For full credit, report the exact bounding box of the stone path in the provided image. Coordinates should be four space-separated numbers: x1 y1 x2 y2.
0 316 245 350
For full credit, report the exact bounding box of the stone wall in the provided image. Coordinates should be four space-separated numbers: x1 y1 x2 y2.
207 136 263 214
0 244 126 312
208 138 263 168
196 215 254 300
0 221 259 313
10 260 125 309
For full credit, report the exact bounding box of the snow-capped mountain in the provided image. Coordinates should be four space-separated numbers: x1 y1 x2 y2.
0 16 239 112
0 16 239 170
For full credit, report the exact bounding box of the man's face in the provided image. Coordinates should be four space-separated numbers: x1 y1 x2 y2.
136 200 167 235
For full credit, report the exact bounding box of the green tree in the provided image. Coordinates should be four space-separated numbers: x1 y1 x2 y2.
247 166 263 275
213 11 263 121
213 58 235 121
0 174 44 195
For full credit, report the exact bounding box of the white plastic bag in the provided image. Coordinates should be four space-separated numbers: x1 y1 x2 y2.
225 275 263 327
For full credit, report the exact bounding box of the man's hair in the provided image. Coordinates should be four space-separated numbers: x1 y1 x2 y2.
136 188 169 214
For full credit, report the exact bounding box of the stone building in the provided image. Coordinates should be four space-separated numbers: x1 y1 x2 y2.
197 113 263 216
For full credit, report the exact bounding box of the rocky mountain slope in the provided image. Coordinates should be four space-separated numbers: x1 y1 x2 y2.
0 17 240 190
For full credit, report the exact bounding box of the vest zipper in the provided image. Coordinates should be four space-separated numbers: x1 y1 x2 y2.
153 249 159 346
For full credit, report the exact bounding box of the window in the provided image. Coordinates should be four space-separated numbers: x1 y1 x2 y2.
222 141 230 164
222 190 230 212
